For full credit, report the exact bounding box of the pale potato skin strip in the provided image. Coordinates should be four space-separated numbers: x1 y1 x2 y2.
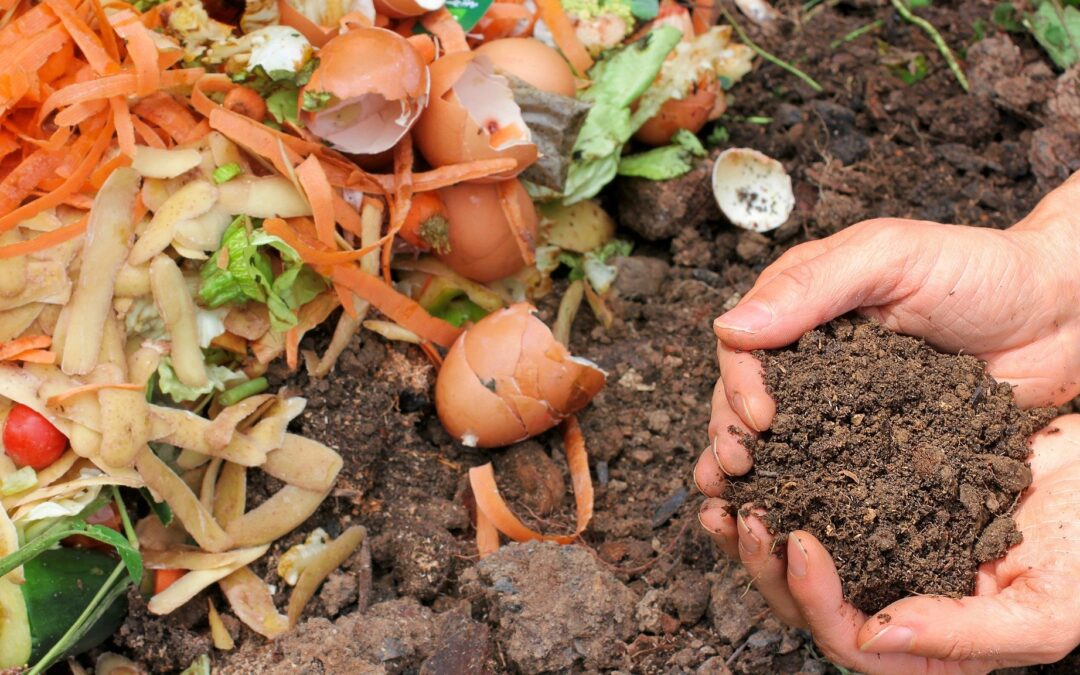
149 254 208 388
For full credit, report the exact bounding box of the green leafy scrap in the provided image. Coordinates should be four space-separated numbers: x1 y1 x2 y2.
302 90 333 112
231 60 319 125
199 217 328 332
992 2 1025 32
616 128 706 180
1025 1 1080 68
629 0 659 20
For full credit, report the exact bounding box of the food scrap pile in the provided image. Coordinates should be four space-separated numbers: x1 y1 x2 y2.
0 0 754 669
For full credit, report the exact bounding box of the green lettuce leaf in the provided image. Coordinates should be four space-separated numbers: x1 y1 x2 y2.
563 26 682 204
1025 2 1080 69
156 358 243 403
199 218 328 332
616 128 707 180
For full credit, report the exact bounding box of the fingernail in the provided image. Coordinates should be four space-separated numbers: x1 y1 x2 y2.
698 499 724 534
789 534 808 577
710 436 732 476
737 512 760 555
693 465 707 494
860 625 915 654
733 392 762 432
715 301 774 335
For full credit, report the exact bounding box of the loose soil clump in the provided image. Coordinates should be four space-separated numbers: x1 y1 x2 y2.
727 319 1056 613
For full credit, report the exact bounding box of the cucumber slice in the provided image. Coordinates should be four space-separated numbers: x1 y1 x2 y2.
0 575 32 668
21 548 128 662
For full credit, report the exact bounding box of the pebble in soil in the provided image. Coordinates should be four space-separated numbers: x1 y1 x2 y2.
726 318 1056 613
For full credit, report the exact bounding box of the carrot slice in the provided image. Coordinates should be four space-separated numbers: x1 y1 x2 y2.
398 191 443 250
0 212 87 259
110 96 135 157
132 93 197 142
154 568 185 594
534 0 592 76
109 9 160 97
46 0 117 75
295 155 337 246
0 335 50 360
420 9 469 55
468 415 593 545
330 264 461 348
497 179 535 265
475 506 500 558
7 349 56 364
46 381 144 407
0 115 112 234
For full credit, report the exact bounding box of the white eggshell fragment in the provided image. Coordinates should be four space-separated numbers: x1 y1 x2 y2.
711 148 794 233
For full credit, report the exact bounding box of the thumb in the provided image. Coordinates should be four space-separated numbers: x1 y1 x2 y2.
713 226 915 350
857 580 1072 664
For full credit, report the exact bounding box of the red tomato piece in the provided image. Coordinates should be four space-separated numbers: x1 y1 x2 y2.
3 403 68 469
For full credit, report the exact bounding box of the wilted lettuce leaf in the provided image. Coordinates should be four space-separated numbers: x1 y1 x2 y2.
199 218 327 332
156 357 242 403
617 129 707 180
563 26 682 204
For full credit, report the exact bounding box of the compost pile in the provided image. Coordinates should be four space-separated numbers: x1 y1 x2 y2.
727 318 1057 613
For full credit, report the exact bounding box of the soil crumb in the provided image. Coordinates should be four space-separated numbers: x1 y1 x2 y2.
727 319 1056 613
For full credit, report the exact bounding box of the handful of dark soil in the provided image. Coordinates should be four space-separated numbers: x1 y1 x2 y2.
726 319 1056 613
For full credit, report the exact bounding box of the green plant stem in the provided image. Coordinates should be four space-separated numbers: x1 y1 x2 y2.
829 19 884 49
720 6 824 93
111 486 138 548
217 376 269 406
889 0 970 91
27 562 130 675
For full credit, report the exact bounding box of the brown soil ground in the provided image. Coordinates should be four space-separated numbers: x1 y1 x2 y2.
727 319 1056 614
105 0 1080 673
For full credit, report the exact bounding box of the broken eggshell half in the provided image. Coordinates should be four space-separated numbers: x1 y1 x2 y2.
373 0 446 19
414 52 538 179
711 148 794 233
435 304 605 448
299 27 430 155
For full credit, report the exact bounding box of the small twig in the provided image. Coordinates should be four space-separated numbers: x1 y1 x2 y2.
721 5 824 93
888 0 969 92
829 19 883 49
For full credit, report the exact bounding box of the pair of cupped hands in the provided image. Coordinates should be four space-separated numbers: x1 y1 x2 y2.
695 175 1080 674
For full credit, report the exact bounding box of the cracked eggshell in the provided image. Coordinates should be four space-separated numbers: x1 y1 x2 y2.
300 27 429 155
436 179 537 283
474 38 576 97
436 304 606 448
711 148 794 233
413 52 537 179
373 0 445 18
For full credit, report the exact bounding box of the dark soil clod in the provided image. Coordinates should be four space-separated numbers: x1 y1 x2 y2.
726 318 1056 613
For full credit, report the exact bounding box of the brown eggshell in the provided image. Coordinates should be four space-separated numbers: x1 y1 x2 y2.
436 179 537 283
413 52 537 178
374 0 445 19
634 79 719 147
474 38 576 97
435 304 606 448
300 28 429 155
436 330 527 447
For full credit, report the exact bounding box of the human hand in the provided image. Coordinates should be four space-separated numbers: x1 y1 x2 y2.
700 417 1080 674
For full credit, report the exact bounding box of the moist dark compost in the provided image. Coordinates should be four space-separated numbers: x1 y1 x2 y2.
727 318 1056 614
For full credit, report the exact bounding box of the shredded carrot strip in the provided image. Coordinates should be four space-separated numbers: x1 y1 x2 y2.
0 149 64 214
0 115 112 234
209 108 302 178
0 213 86 258
7 349 56 364
534 0 593 76
46 381 144 406
89 0 120 59
40 67 204 122
497 180 535 266
37 29 75 84
0 26 68 113
486 3 532 21
263 218 389 266
0 335 50 360
91 152 131 189
131 116 165 147
475 505 500 558
46 0 117 75
383 135 413 283
406 34 436 65
132 93 196 142
0 3 59 51
53 97 108 127
110 96 135 157
191 73 234 118
109 9 159 96
420 9 469 55
419 341 443 370
179 118 210 143
469 415 593 545
358 158 518 194
295 155 336 246
330 265 461 349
